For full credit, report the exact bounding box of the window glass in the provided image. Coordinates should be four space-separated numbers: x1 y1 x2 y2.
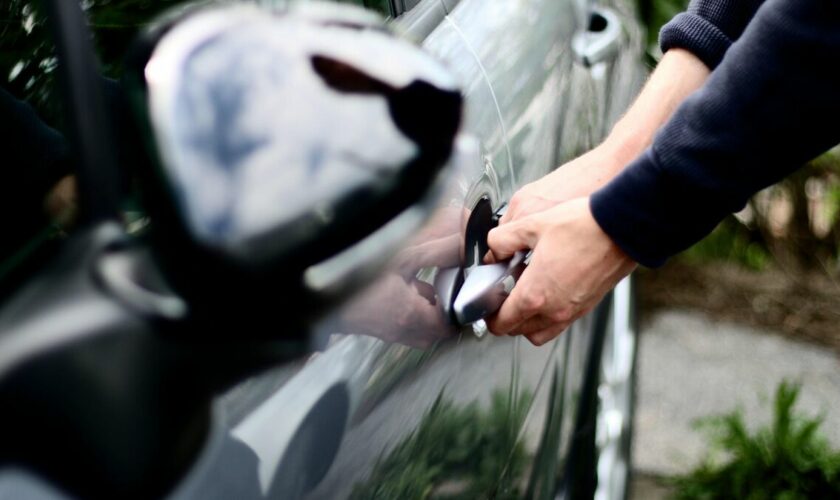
0 0 401 297
334 0 392 17
403 0 422 12
0 0 70 295
0 0 192 296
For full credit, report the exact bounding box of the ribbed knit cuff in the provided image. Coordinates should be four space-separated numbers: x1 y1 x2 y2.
590 152 668 268
659 12 732 70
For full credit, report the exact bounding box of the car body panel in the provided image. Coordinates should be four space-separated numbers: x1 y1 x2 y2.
0 0 646 498
172 2 586 497
444 0 578 189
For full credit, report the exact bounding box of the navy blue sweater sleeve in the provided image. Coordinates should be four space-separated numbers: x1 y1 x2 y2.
591 0 840 268
660 0 765 69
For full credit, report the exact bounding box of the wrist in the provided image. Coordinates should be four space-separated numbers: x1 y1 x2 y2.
597 127 648 171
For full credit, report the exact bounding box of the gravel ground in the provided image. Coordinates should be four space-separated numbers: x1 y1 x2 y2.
633 309 840 477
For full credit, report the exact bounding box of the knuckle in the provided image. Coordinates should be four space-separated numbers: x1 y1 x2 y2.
521 220 540 243
550 308 574 324
519 292 545 314
396 309 414 328
487 227 508 247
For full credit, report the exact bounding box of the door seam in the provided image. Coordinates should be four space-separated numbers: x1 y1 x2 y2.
442 15 516 189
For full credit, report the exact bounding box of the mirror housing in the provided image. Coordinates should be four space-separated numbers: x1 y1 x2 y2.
127 3 462 333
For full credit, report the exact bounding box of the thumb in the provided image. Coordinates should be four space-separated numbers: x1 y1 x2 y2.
487 218 538 261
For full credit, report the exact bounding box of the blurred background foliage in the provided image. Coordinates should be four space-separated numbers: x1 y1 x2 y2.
683 147 840 274
3 0 840 275
637 0 686 58
641 0 840 275
672 381 840 498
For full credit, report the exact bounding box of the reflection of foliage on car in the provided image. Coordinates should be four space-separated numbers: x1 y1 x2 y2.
1 0 395 124
1 0 189 123
526 364 568 500
355 345 437 423
350 388 533 499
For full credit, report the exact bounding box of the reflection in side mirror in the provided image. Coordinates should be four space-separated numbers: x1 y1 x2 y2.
127 3 462 332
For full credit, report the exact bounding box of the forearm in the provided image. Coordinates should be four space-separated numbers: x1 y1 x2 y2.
601 48 710 166
602 0 768 165
660 0 766 69
591 0 840 267
500 48 712 222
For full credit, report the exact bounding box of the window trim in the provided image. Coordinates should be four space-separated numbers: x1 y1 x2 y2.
392 0 446 40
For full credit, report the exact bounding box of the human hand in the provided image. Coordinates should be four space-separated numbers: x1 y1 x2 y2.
337 205 465 348
500 147 624 224
340 273 455 348
485 197 636 345
392 233 462 280
44 175 78 229
391 205 467 277
501 48 711 226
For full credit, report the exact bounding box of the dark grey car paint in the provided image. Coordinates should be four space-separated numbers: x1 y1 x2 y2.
0 0 645 498
185 1 644 498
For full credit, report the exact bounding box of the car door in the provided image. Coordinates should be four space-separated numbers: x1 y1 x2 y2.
0 0 644 498
443 0 646 496
434 0 597 492
162 1 573 499
193 0 646 496
181 0 643 496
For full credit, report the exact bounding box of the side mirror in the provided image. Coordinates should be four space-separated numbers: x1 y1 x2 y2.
127 3 462 333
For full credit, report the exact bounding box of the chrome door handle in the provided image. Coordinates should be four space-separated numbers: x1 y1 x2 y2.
452 249 529 325
572 7 623 68
434 202 532 328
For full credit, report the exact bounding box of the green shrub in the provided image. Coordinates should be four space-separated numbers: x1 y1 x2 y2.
672 381 840 499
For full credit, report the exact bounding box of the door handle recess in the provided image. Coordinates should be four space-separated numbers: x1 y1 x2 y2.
572 7 623 68
434 201 531 328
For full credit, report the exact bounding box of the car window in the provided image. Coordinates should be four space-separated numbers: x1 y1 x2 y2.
0 1 71 296
400 0 423 12
0 0 191 297
332 0 393 17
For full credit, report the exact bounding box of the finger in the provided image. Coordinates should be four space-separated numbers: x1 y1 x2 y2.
499 198 553 225
394 233 462 274
498 205 515 225
489 325 506 336
514 315 558 336
483 250 496 264
410 279 437 305
485 268 536 334
524 322 570 346
486 218 537 262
